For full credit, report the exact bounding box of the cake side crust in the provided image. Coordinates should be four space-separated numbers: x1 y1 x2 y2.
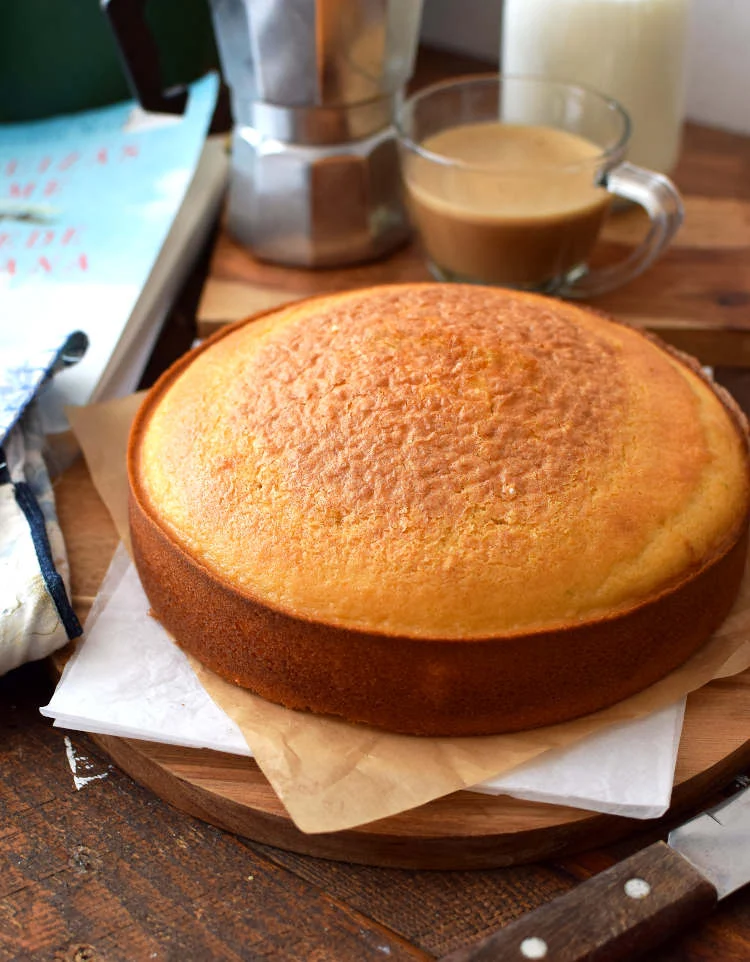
129 483 749 736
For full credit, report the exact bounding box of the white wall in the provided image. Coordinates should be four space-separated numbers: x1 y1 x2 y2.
420 0 750 134
685 0 750 134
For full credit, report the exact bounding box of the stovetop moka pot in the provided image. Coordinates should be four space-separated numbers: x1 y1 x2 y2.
104 0 424 268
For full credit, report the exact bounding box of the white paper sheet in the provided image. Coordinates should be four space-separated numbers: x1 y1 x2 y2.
42 542 684 818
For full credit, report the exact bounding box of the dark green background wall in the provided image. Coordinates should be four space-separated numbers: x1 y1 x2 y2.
0 0 219 122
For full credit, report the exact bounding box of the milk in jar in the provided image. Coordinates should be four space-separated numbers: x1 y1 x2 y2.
501 0 689 173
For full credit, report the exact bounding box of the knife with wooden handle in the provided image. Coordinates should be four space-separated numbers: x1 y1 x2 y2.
439 783 750 962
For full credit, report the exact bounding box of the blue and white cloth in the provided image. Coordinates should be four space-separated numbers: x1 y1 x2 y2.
0 332 87 676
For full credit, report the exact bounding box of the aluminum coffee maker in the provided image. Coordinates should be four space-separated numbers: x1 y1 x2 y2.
209 0 423 267
104 0 423 267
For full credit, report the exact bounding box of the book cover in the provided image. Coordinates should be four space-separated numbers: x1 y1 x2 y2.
0 73 220 427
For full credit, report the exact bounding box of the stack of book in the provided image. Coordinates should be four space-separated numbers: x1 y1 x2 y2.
0 73 226 433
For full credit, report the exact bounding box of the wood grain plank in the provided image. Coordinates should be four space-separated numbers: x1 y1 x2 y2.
1 664 431 962
675 125 750 201
249 843 574 958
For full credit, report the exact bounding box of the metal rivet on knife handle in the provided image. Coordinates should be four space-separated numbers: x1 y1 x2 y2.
624 878 652 899
520 936 548 958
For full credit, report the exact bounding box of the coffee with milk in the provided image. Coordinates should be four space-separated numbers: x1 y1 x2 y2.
404 122 610 288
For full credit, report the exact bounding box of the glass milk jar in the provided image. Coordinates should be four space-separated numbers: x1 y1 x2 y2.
501 0 690 174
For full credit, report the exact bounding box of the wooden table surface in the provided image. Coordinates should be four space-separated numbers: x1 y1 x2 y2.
4 48 750 962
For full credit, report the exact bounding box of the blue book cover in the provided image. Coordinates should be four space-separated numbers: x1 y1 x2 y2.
0 73 220 433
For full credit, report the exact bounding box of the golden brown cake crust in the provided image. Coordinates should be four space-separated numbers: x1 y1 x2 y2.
128 284 750 735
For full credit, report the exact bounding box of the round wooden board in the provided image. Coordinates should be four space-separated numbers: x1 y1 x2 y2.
54 457 750 869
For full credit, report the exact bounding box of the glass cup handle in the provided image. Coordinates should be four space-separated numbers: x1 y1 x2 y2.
559 162 685 299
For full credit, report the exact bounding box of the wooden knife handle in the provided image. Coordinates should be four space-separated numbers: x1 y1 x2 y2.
439 842 718 962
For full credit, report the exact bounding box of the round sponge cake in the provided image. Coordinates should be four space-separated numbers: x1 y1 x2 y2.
128 284 750 735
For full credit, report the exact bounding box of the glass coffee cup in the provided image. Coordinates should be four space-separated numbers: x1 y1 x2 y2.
396 75 684 297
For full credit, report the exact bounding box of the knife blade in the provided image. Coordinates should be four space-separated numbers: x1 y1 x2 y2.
439 782 750 962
